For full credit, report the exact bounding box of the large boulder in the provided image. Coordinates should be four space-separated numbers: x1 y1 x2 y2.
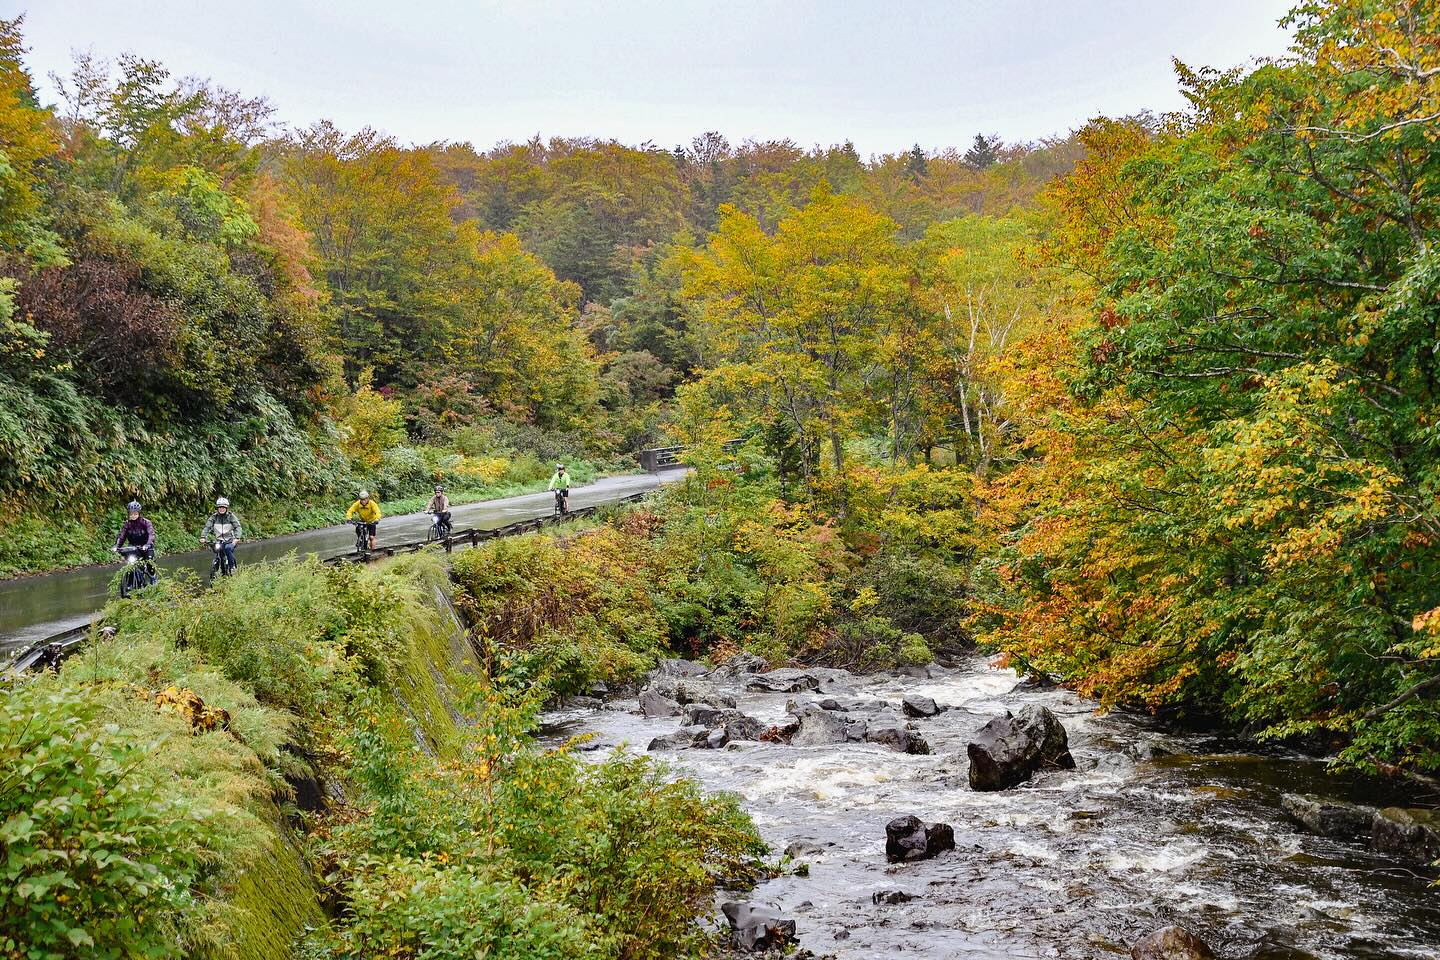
902 693 944 718
646 676 736 709
885 815 955 863
966 705 1076 791
1280 793 1373 841
652 657 710 679
1371 807 1440 863
720 902 795 952
710 651 770 680
865 722 932 755
1130 926 1214 960
791 702 868 746
724 714 767 742
638 687 682 718
747 668 821 693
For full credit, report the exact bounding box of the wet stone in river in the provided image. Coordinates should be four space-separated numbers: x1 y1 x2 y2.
638 686 682 718
748 668 822 693
901 693 944 718
966 704 1076 791
1371 807 1440 863
1129 925 1214 960
884 815 956 863
721 901 796 952
863 722 931 755
1280 792 1373 841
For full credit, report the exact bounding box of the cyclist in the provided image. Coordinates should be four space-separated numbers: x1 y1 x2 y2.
346 490 382 551
200 496 242 573
426 485 452 535
113 500 157 583
547 463 571 514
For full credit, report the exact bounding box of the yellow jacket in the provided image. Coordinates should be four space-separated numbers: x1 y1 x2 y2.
346 499 382 523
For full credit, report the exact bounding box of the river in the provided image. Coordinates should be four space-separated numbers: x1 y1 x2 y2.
0 472 682 659
541 657 1440 959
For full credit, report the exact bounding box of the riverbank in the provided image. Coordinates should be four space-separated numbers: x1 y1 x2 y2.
543 656 1440 959
0 461 610 580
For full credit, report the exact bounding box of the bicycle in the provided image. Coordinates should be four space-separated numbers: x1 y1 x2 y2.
206 539 238 583
116 546 156 598
553 488 570 519
351 520 373 555
426 512 453 542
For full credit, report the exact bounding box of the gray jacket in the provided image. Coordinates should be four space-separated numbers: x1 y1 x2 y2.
202 511 242 542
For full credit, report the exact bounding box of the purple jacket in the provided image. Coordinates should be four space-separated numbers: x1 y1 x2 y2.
116 517 156 550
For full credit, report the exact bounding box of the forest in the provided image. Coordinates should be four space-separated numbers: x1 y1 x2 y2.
2 0 1439 957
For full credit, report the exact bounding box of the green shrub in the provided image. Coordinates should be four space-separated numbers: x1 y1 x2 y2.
311 689 765 960
308 861 594 960
852 549 970 647
451 531 666 696
0 679 209 960
100 554 449 735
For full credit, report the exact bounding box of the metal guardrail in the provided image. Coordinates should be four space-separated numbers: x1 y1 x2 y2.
637 440 743 472
5 492 650 676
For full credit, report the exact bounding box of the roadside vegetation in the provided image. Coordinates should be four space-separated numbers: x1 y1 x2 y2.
1 553 762 960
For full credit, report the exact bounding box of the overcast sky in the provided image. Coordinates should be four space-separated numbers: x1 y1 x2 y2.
10 0 1297 156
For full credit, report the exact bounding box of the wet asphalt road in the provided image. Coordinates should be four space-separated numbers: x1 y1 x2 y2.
0 471 684 659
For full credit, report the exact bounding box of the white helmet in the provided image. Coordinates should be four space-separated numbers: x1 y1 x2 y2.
358 490 370 500
215 497 229 508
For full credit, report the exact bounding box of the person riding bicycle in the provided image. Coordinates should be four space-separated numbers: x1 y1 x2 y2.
346 490 382 551
547 463 571 513
200 497 242 572
426 485 451 531
114 500 157 581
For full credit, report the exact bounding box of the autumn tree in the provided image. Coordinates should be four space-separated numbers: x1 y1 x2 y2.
278 123 461 382
986 0 1440 776
686 188 908 500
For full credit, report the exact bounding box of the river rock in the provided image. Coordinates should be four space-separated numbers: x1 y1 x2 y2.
724 714 767 742
902 693 943 718
872 889 914 905
1371 807 1440 863
966 705 1076 791
788 696 848 712
785 840 827 859
646 676 736 708
683 703 752 728
1130 925 1214 960
865 722 932 755
565 695 603 709
647 725 708 752
638 687 682 718
748 668 821 693
721 901 796 951
651 657 709 679
885 815 955 863
1280 793 1374 841
791 702 868 745
711 651 770 679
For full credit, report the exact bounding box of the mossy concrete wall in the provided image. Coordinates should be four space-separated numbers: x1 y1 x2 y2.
208 577 478 959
